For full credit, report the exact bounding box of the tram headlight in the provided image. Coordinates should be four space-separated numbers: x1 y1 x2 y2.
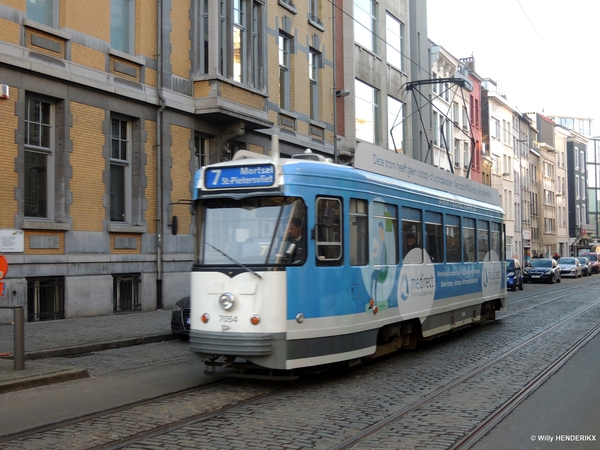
219 292 236 311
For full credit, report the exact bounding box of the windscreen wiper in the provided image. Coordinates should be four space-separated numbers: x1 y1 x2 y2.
205 242 263 280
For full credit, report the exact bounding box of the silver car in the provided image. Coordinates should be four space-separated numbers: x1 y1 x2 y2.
577 256 592 277
558 257 582 278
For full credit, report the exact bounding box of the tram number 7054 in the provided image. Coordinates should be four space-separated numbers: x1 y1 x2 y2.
220 315 238 323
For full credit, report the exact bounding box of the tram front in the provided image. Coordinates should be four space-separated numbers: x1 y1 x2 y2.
188 151 307 372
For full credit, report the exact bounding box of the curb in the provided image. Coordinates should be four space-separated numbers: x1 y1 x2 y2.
0 333 177 361
0 368 90 394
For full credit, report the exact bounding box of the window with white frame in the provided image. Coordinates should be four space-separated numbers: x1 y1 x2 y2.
491 117 500 139
355 79 379 144
492 154 500 175
454 139 460 166
463 142 469 169
27 0 59 27
452 103 459 128
110 117 131 222
232 0 245 83
354 0 377 53
432 111 439 146
25 97 54 219
386 12 404 71
278 33 290 110
309 49 319 121
576 175 580 198
111 0 134 54
218 0 264 88
387 96 404 152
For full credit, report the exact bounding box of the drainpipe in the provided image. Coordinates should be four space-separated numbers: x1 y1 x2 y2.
156 0 166 309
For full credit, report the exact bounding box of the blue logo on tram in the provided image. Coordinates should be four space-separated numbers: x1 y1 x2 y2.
205 164 275 189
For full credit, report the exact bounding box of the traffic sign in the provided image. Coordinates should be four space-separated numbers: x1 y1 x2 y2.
0 254 8 280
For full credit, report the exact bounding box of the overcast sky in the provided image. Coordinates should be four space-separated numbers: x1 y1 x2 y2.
427 0 598 133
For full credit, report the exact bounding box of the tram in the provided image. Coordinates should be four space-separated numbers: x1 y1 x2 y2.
184 137 505 375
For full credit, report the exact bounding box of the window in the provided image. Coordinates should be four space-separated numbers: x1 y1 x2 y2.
445 215 461 263
309 0 320 21
27 277 65 322
491 118 500 140
402 207 422 262
316 198 342 262
463 142 469 169
372 202 398 265
453 139 460 167
425 212 443 263
111 0 134 54
309 50 319 121
491 222 502 259
113 274 141 312
219 0 264 88
354 0 377 53
463 218 476 262
350 199 368 266
194 134 209 169
196 0 209 75
388 96 404 152
355 79 380 144
386 12 404 71
279 34 290 110
232 0 245 83
110 117 130 222
27 0 58 27
477 220 489 262
432 111 439 146
25 97 54 219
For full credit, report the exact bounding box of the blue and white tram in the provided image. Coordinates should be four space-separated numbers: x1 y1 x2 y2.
186 137 505 373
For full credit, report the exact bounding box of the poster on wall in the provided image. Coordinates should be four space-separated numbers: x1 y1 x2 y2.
1 230 25 253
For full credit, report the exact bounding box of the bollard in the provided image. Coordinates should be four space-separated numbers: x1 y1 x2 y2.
14 306 24 370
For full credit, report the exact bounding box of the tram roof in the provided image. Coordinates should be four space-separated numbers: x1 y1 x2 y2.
195 143 502 213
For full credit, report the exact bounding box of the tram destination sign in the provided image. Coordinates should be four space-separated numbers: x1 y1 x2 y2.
204 164 275 189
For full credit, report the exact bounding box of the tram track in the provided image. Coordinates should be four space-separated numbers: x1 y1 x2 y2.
1 292 599 449
329 297 600 449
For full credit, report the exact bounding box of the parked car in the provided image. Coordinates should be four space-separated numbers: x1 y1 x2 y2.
577 256 592 277
506 258 524 291
171 296 190 339
523 258 562 284
557 257 582 278
579 252 600 274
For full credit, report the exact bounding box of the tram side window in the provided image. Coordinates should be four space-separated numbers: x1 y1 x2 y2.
478 220 489 262
425 211 443 263
372 202 398 266
402 207 422 263
316 197 342 263
445 214 461 263
491 222 502 260
350 199 368 266
463 218 476 262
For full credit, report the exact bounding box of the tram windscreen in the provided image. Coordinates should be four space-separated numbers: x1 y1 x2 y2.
198 196 306 266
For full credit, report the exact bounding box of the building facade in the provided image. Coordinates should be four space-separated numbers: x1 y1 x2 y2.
0 0 340 322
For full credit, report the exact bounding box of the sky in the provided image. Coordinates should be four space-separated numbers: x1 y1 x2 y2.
427 0 599 133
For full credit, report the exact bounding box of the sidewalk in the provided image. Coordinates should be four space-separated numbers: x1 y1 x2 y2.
0 309 175 394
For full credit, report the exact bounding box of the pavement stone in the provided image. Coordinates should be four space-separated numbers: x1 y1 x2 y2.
0 309 175 393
